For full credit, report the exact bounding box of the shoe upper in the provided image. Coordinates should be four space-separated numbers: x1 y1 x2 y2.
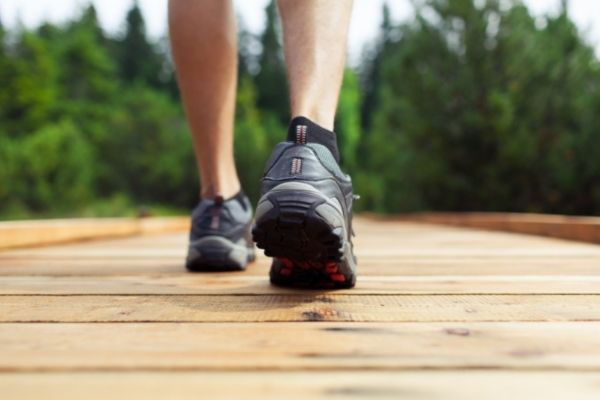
189 193 253 245
252 117 357 286
260 140 355 242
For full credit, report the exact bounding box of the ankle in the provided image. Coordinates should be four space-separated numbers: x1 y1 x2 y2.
200 180 241 200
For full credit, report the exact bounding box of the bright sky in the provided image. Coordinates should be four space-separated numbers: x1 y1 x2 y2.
1 0 599 65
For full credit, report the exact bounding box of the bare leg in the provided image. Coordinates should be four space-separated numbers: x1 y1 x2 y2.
169 0 240 199
277 0 353 130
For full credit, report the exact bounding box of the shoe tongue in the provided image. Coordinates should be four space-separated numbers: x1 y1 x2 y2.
286 116 340 162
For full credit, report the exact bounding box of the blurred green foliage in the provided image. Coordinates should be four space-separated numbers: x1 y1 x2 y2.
360 0 600 214
0 0 598 219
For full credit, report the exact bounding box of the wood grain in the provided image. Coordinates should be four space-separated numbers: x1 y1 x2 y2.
400 212 600 244
2 294 600 322
1 323 600 371
1 275 600 294
2 254 599 277
1 216 600 398
0 217 189 250
2 371 600 400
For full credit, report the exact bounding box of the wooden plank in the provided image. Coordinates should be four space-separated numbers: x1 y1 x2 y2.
1 371 600 400
0 217 189 250
1 275 600 295
2 323 600 371
1 256 599 276
2 294 600 322
400 212 600 244
3 238 598 258
2 218 598 258
2 215 599 396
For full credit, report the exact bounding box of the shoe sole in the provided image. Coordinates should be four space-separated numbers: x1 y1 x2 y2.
252 182 356 289
186 236 255 271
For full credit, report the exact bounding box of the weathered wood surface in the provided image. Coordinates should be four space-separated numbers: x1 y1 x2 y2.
0 217 189 250
3 295 600 322
1 216 599 398
1 322 600 371
400 212 600 244
2 275 600 294
2 372 600 400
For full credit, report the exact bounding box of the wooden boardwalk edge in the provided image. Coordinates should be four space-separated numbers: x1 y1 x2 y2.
395 212 600 244
0 217 190 250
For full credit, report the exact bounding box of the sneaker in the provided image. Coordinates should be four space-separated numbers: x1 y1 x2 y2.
186 191 255 271
252 116 357 288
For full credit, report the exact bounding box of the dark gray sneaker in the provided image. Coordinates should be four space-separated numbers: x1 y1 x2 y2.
252 117 357 288
186 192 255 271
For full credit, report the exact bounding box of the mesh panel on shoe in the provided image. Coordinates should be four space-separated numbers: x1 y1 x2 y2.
306 143 347 180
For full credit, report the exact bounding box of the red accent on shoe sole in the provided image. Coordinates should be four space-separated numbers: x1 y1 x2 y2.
275 257 349 285
325 262 338 273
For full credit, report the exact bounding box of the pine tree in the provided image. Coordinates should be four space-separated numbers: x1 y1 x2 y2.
254 0 288 124
116 2 163 87
362 0 600 214
0 31 57 136
360 2 394 131
71 5 105 42
54 10 116 108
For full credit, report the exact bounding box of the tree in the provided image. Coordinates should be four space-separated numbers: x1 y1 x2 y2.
1 0 598 219
9 120 95 213
361 0 600 215
335 69 361 171
234 78 270 203
100 85 197 207
254 0 288 124
237 17 259 79
114 2 163 88
47 7 119 197
360 2 394 131
57 13 116 105
0 31 57 136
70 5 105 42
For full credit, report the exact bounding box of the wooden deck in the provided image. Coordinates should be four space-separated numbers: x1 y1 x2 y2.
1 216 600 399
